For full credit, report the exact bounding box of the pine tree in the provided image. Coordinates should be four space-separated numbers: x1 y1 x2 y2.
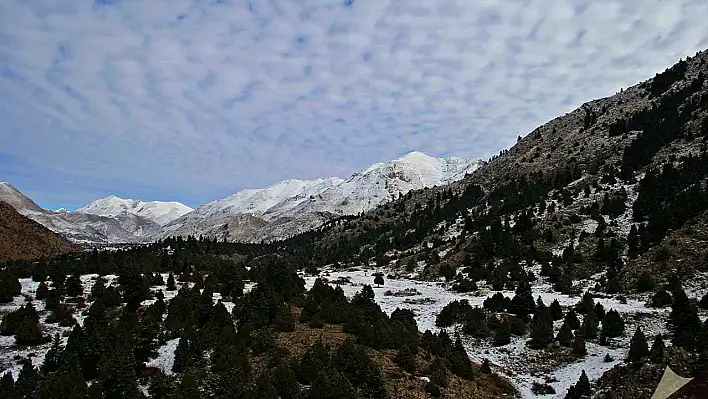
575 370 591 396
565 310 581 331
65 274 83 297
449 335 474 380
669 284 701 349
480 358 492 374
649 334 665 364
556 321 574 347
15 313 45 345
373 273 384 287
35 281 49 300
601 309 625 338
42 333 63 374
549 299 564 321
97 329 140 399
510 280 536 317
166 273 177 291
529 307 554 348
580 311 599 339
0 372 14 397
297 340 330 385
699 292 708 309
575 292 595 315
493 317 512 346
14 359 38 398
0 270 21 303
308 370 357 399
627 327 650 363
593 303 605 320
650 289 673 308
572 335 587 357
173 336 191 374
177 368 201 399
275 304 296 332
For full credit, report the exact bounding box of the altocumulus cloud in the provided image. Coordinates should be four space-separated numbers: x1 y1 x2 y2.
1 0 708 208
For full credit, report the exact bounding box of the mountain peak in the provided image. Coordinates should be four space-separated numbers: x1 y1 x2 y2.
395 151 435 162
77 196 192 226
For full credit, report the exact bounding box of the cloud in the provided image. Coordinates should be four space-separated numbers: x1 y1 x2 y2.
1 0 708 208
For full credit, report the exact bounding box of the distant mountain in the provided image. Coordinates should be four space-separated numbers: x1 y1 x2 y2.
76 195 192 226
162 151 483 242
0 182 162 244
0 201 78 261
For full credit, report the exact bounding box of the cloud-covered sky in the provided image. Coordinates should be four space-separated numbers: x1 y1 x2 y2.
2 0 708 209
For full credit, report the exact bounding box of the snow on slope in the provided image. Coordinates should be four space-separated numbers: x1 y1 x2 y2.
163 152 483 242
77 195 192 226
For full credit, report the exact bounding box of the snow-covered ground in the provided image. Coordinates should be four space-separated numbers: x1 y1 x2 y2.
303 268 706 398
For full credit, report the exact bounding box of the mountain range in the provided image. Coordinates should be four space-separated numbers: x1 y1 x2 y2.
0 152 483 244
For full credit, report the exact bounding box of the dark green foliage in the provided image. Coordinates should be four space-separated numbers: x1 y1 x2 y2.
176 368 201 399
148 371 174 399
97 329 140 399
390 308 417 333
333 337 387 398
650 289 673 308
275 304 296 332
393 346 416 374
429 357 449 389
297 340 330 385
436 299 474 327
0 270 21 303
601 309 624 338
571 335 587 357
449 335 474 380
166 273 176 291
510 280 536 317
308 370 358 399
566 370 591 398
1 302 45 345
650 334 665 363
565 310 581 331
42 333 63 374
0 372 14 397
493 317 512 346
528 306 554 349
549 299 563 321
172 336 191 374
34 363 88 399
101 286 122 307
133 311 160 364
668 284 701 349
575 292 595 315
556 321 574 347
593 303 605 320
480 358 492 374
65 274 83 297
251 327 277 355
509 316 527 336
14 359 38 398
373 273 384 287
626 327 649 363
483 292 507 312
308 314 324 329
579 311 599 340
35 281 49 300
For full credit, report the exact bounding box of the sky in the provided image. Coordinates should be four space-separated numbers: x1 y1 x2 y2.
2 0 708 210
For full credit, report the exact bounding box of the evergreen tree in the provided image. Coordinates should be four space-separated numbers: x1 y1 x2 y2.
97 330 140 399
65 274 83 297
580 311 599 339
593 303 605 320
166 273 177 291
297 340 330 385
572 335 587 357
565 310 581 331
669 285 701 349
650 334 665 364
556 321 574 347
480 358 492 374
393 346 416 374
528 307 554 348
627 327 650 363
699 292 708 310
35 281 49 300
373 273 384 287
575 292 595 315
14 359 38 398
449 335 474 380
574 370 591 397
549 299 564 321
601 309 625 338
176 368 201 399
493 318 512 346
0 372 14 398
308 370 358 399
275 304 296 332
172 336 191 374
510 280 536 318
42 333 63 374
650 289 673 308
0 270 21 303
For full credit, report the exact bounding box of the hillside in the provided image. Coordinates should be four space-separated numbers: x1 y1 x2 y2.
0 201 77 261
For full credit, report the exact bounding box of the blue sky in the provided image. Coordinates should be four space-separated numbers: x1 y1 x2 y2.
2 0 708 210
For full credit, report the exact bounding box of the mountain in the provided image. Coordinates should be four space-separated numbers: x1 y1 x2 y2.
0 201 78 261
0 182 162 244
161 151 483 242
76 195 192 226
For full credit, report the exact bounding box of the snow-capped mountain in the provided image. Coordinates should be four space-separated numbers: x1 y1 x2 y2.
162 151 483 242
0 182 162 244
77 195 193 226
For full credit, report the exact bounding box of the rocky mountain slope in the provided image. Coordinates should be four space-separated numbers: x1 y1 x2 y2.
0 183 162 244
161 151 483 242
0 201 78 261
